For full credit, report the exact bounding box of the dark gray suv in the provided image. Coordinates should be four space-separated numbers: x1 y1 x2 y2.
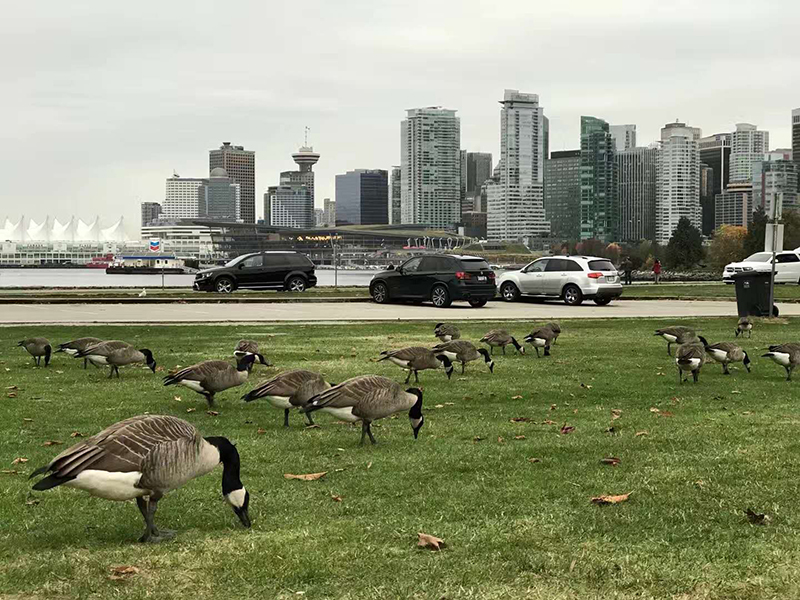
193 251 317 293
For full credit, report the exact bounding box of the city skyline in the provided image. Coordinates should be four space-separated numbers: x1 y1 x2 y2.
3 0 798 235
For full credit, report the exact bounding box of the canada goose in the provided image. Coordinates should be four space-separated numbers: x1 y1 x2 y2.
655 326 697 356
434 323 461 342
17 338 52 367
57 337 103 369
76 341 156 378
378 346 454 383
480 329 525 355
546 322 562 344
300 375 423 445
233 340 270 372
735 317 753 338
762 343 800 381
164 354 257 406
432 340 494 374
242 369 333 427
675 336 708 383
524 328 556 358
29 414 250 543
704 341 751 375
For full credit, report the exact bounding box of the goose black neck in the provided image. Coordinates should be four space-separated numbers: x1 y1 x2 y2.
406 389 423 418
205 436 243 495
511 338 521 350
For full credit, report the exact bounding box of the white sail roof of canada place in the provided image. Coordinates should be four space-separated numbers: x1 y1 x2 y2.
0 216 129 243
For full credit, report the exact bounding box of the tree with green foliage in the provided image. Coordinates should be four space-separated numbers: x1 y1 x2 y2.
665 217 704 269
707 225 747 269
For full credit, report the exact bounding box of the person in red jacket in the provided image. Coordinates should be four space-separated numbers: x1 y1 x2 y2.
653 259 662 284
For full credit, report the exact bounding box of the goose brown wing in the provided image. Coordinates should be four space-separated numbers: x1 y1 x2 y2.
308 375 396 409
39 415 200 478
249 369 323 398
168 360 232 383
707 342 737 353
676 342 704 360
81 340 130 357
235 339 259 354
59 337 103 351
380 347 430 362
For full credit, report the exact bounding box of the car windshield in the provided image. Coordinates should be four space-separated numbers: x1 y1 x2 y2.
460 258 491 271
588 259 615 271
743 253 772 263
224 254 251 267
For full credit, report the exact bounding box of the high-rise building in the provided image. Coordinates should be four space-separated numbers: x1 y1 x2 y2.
729 123 769 183
461 152 493 213
335 169 388 225
203 168 241 221
401 107 461 228
700 163 715 235
141 202 162 228
209 142 255 223
655 122 702 245
287 145 320 206
616 146 657 242
715 182 753 228
609 124 636 152
266 183 312 228
389 166 401 225
793 108 800 190
544 150 581 240
580 116 618 242
314 208 325 227
486 89 550 241
163 175 205 219
323 198 336 227
753 152 799 216
699 133 732 196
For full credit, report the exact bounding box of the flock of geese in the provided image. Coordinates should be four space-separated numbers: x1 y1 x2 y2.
14 315 800 543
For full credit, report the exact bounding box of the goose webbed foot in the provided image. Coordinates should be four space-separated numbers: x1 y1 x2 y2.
137 495 173 543
304 413 315 427
360 422 376 445
139 528 176 543
204 394 215 407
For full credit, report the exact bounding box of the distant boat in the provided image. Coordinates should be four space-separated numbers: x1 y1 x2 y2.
86 253 114 269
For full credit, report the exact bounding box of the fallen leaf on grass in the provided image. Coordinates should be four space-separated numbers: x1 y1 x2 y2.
7 385 18 390
635 431 648 437
497 436 505 443
745 508 770 525
591 492 632 505
70 432 84 438
305 424 321 429
12 457 28 465
542 419 556 426
55 370 64 374
257 428 267 434
528 457 541 463
514 435 526 440
42 440 62 447
109 565 140 580
605 426 618 434
560 424 575 435
511 395 523 400
611 409 622 420
284 472 327 481
444 402 454 406
510 417 531 423
7 392 17 398
366 461 373 470
599 457 621 467
23 418 33 423
659 411 674 418
550 404 557 411
25 498 40 506
206 411 219 416
186 408 196 413
650 407 660 413
580 383 593 390
1 469 19 475
173 395 182 402
434 404 445 409
417 532 446 551
331 495 343 502
473 436 483 442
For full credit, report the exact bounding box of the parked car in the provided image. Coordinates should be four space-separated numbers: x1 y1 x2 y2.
193 251 317 293
722 251 800 284
369 254 496 308
496 255 622 306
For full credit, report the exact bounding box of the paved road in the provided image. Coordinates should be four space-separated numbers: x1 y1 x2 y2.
2 300 797 325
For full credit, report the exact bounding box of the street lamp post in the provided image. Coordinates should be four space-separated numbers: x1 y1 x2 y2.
767 191 782 318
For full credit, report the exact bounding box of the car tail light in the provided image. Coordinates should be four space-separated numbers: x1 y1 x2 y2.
455 271 472 280
487 271 495 279
587 272 603 279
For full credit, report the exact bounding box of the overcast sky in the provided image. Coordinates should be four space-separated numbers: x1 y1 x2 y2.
2 0 799 234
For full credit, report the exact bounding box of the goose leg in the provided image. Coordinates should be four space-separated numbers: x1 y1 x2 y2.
414 370 419 383
304 412 315 426
535 347 540 358
83 357 88 369
667 343 672 356
116 366 121 378
461 362 465 375
786 366 793 382
138 494 175 543
404 370 411 384
366 422 377 445
360 421 368 445
544 346 551 357
35 356 40 366
502 346 506 355
107 366 115 379
692 370 699 383
283 408 290 427
723 363 730 375
677 367 682 384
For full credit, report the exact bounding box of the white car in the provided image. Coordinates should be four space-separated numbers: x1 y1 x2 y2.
497 255 623 306
722 251 800 284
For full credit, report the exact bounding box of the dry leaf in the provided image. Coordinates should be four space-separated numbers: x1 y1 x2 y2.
70 431 83 438
417 532 446 551
745 508 770 525
257 428 267 434
660 411 674 418
510 417 531 423
497 436 505 443
42 440 62 447
580 383 593 389
550 404 557 411
514 435 526 440
528 457 541 463
511 395 523 400
305 424 321 429
331 494 343 502
434 404 445 409
173 395 182 402
25 498 40 506
7 385 18 390
55 370 64 374
11 457 28 465
605 426 618 434
444 402 454 406
560 424 575 435
7 392 17 398
472 436 483 442
284 472 327 481
186 408 196 413
542 419 556 425
23 418 33 423
1 469 19 475
207 411 219 416
611 409 622 420
109 565 140 580
591 492 632 505
599 457 621 467
650 407 660 413
635 431 648 437
366 461 373 470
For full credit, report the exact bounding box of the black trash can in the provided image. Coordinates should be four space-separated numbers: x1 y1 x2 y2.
732 271 778 317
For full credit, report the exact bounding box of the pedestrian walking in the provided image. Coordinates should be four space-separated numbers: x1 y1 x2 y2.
621 257 633 285
653 259 662 284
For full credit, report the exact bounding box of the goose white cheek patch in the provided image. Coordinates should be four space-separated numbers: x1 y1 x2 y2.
227 488 247 508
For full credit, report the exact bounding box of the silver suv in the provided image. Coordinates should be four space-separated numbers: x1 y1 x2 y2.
497 255 623 306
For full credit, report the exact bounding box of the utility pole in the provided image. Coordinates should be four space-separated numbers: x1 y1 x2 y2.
768 191 782 318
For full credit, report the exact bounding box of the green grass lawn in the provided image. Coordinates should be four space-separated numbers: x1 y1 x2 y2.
1 318 800 599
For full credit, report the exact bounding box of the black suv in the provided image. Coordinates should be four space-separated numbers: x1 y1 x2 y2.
193 251 317 293
369 254 495 308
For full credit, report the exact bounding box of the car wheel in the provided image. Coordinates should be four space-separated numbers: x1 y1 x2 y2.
500 282 521 302
287 276 307 292
371 282 390 304
431 284 452 308
468 298 488 308
563 284 583 306
593 297 612 306
215 277 235 294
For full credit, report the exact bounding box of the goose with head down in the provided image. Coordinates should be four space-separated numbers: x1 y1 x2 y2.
29 414 251 543
57 337 103 369
233 339 270 371
433 323 461 343
432 340 494 374
378 346 454 383
18 338 52 367
164 354 257 406
762 343 800 381
242 369 333 426
655 326 697 356
480 329 525 355
76 340 156 378
675 336 708 383
703 341 751 375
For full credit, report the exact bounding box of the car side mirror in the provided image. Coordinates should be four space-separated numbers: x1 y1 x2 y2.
388 265 395 271
238 263 244 269
398 267 404 275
